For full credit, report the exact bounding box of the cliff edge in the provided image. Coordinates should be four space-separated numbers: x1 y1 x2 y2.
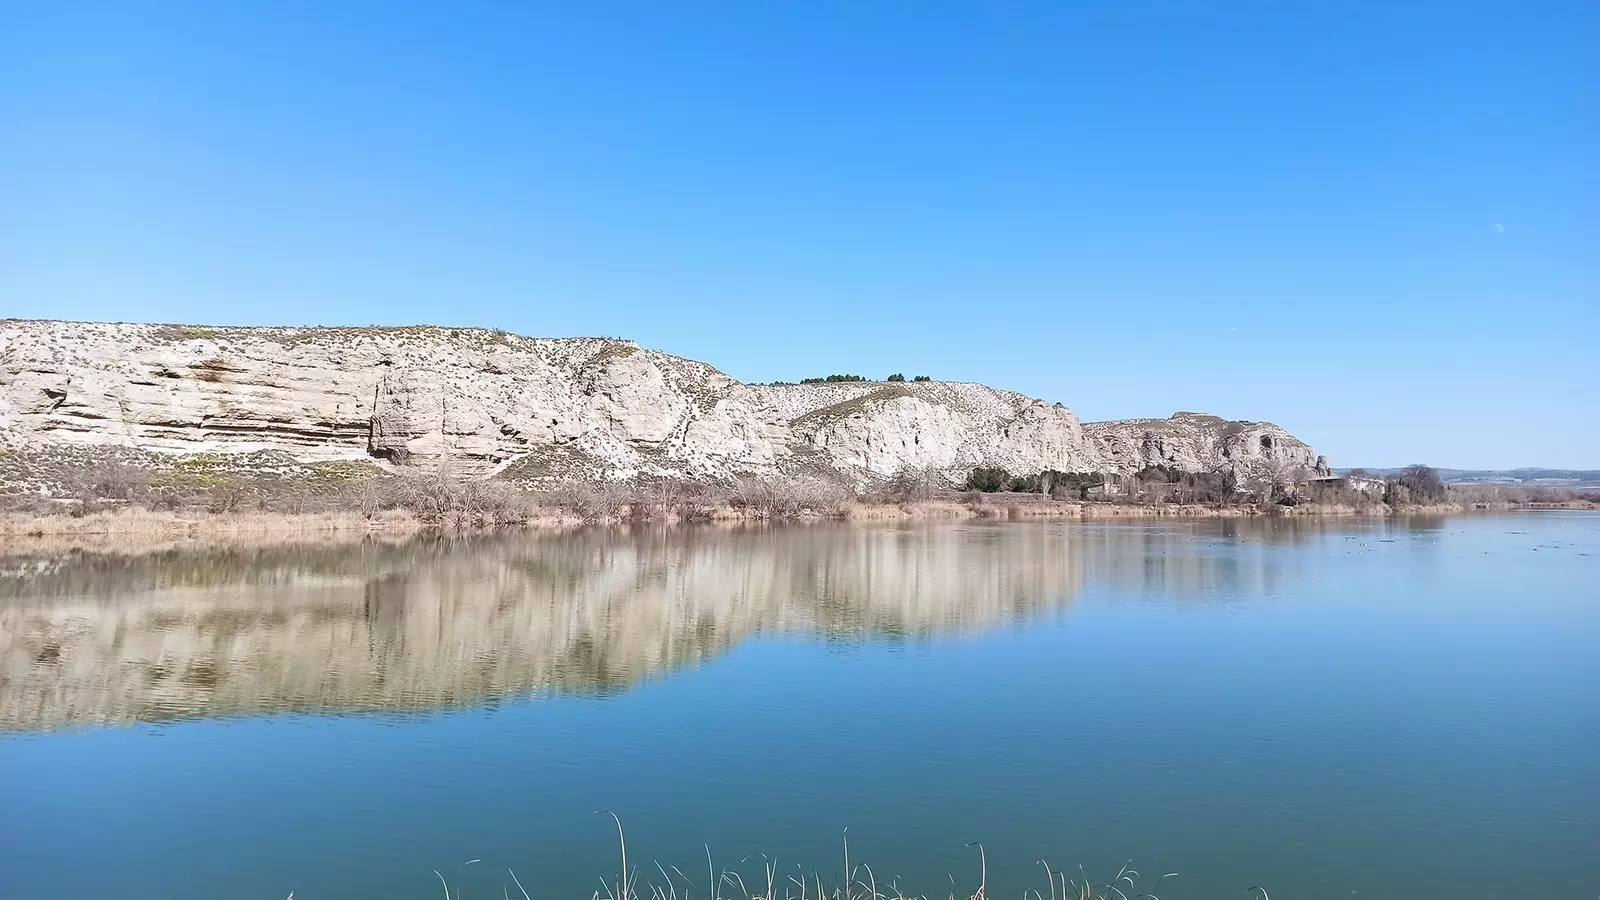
0 320 1321 485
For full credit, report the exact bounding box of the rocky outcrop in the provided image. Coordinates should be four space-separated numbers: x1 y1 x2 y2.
747 381 1103 478
1082 412 1321 480
0 321 788 480
0 320 1321 484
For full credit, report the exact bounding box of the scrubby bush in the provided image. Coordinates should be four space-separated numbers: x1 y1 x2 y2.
965 467 1010 492
1387 464 1445 505
731 476 850 517
393 471 532 526
626 477 727 522
1007 473 1042 493
553 480 630 524
1134 464 1183 484
886 373 906 382
205 478 254 514
912 375 932 382
75 462 150 502
1043 470 1107 500
1162 469 1236 505
883 466 945 502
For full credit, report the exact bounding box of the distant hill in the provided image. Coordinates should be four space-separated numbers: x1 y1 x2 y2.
1339 467 1600 488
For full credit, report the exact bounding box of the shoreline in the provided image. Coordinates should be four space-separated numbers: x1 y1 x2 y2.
3 499 1591 555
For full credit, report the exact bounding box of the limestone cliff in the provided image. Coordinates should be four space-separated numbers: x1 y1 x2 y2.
0 320 1321 484
1082 412 1322 479
747 381 1103 478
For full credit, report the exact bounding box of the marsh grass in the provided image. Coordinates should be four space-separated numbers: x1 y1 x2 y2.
414 819 1194 900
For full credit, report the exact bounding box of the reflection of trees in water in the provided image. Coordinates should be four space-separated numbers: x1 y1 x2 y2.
0 525 1085 730
1070 516 1449 601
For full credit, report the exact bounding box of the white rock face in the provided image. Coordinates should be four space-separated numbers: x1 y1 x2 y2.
0 321 1321 483
1082 412 1321 479
751 382 1103 478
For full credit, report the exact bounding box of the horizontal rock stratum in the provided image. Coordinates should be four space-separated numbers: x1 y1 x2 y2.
0 320 1321 483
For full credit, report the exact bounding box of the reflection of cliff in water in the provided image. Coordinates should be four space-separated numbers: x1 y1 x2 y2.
1 525 1088 731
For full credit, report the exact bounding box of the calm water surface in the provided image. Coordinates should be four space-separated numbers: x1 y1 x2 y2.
1 515 1596 899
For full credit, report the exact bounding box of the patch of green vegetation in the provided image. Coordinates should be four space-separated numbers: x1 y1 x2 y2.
175 454 225 470
965 466 1011 492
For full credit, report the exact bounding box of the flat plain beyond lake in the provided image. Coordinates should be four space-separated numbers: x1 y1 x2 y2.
1 514 1595 900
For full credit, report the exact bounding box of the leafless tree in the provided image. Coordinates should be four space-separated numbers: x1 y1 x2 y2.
885 466 945 502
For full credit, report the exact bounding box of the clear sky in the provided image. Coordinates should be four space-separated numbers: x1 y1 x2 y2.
2 2 1595 468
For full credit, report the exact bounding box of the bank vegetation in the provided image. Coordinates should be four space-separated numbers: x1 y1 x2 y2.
1 456 1592 539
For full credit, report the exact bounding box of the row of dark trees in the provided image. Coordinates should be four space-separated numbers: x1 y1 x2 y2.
799 374 867 384
965 467 1119 500
795 373 934 384
966 463 1449 507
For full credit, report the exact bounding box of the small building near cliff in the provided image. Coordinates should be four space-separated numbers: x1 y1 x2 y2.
1306 474 1387 495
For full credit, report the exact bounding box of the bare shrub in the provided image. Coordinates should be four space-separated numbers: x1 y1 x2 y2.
1449 483 1581 506
346 477 386 517
732 476 851 518
206 478 253 513
1260 458 1308 502
274 480 315 515
555 480 631 524
623 477 720 523
77 462 150 502
0 491 59 516
1305 481 1386 511
884 466 946 502
1386 464 1446 505
390 471 530 527
962 490 1004 517
653 477 725 521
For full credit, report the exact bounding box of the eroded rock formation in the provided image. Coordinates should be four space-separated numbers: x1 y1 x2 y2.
0 320 1321 483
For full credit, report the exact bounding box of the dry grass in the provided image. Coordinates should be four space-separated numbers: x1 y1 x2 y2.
0 507 422 539
419 822 1191 900
844 500 971 521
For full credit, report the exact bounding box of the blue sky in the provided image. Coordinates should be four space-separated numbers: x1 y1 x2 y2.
2 1 1594 468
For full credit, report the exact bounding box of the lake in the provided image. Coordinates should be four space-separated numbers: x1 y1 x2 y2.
1 515 1596 899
